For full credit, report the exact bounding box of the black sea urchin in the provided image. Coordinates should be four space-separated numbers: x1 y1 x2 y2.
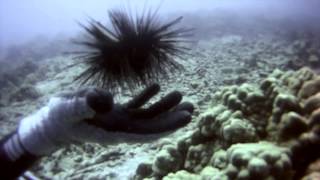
72 8 191 93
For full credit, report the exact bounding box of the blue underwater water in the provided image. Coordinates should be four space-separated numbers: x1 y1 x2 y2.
1 0 320 179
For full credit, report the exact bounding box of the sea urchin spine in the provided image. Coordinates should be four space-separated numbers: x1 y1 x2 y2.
72 8 192 93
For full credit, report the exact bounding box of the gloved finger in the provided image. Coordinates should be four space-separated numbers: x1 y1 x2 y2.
129 91 182 119
128 110 192 134
126 83 160 109
173 102 194 114
86 89 113 113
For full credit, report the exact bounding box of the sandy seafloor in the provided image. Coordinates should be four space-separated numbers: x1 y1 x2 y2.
0 34 316 179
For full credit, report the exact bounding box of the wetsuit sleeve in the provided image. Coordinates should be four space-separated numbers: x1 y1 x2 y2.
0 131 39 179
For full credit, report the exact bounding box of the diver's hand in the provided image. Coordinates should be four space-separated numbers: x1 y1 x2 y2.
15 84 193 156
17 88 113 156
86 84 194 135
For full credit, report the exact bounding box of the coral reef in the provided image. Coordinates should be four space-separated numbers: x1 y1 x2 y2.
286 36 320 70
9 85 41 102
215 142 292 179
0 60 38 90
3 33 320 179
134 67 320 180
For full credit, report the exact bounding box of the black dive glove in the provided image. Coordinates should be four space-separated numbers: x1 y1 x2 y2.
86 84 194 134
12 84 193 156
